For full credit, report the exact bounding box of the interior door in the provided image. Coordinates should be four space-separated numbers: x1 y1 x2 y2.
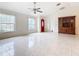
41 19 45 32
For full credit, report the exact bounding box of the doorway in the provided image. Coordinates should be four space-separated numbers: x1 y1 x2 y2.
41 19 45 32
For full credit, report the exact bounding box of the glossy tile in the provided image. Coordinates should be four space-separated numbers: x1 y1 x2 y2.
0 32 79 56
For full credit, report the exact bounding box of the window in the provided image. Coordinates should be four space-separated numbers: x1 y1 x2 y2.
0 14 15 33
28 17 35 30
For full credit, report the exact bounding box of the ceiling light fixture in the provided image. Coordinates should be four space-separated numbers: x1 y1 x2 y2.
56 3 61 6
28 2 43 14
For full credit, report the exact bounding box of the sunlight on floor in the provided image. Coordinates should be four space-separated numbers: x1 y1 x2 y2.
0 41 14 56
28 37 35 48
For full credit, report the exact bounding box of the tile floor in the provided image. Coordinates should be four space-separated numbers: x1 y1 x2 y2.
0 32 79 56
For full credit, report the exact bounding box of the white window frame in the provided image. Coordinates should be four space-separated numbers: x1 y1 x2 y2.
28 17 35 31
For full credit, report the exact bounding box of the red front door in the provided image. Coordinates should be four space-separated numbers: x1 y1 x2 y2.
41 19 45 32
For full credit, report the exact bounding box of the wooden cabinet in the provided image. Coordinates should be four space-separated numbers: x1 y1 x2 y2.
58 16 75 35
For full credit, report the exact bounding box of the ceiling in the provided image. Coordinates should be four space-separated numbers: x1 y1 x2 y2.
0 2 79 16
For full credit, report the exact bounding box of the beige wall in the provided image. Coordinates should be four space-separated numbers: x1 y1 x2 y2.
0 9 28 39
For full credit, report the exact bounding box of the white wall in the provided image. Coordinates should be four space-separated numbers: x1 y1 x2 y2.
1 3 79 39
49 15 58 33
0 9 28 39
